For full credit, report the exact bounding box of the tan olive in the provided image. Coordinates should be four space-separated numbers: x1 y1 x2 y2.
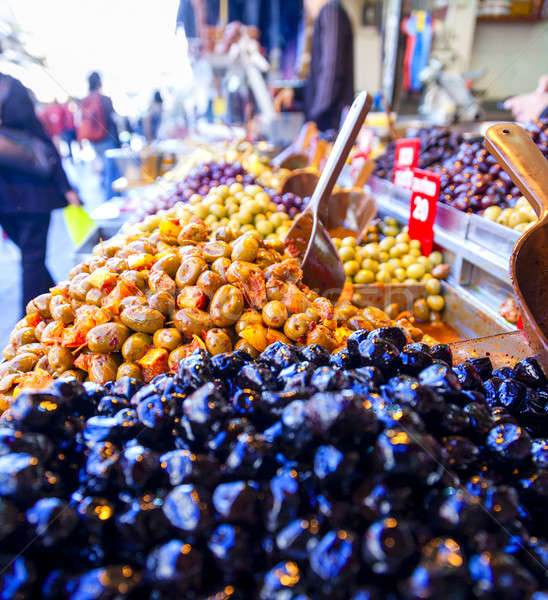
153 328 183 351
68 274 91 302
211 257 231 282
35 355 50 372
58 368 85 382
210 285 244 327
87 323 131 353
413 298 430 322
26 293 52 319
178 222 208 243
89 353 120 384
175 257 208 288
173 307 213 338
120 306 165 334
197 271 224 299
148 270 177 296
10 327 37 347
50 300 75 324
231 235 259 262
205 328 233 355
283 313 313 341
334 304 358 323
262 301 288 328
215 226 239 243
87 256 107 271
306 324 337 351
34 321 47 342
255 248 279 269
2 344 16 361
168 346 188 370
119 295 147 314
202 241 231 262
384 303 400 320
0 374 18 394
105 257 128 273
117 362 142 380
122 333 152 362
120 270 148 291
179 245 203 259
235 309 263 335
48 346 74 375
18 343 45 357
127 239 155 255
69 263 89 279
152 254 181 278
85 288 106 307
10 352 39 373
234 338 259 359
148 291 176 317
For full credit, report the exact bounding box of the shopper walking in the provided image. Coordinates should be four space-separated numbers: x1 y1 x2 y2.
143 91 164 142
0 72 81 316
274 0 354 133
78 71 120 200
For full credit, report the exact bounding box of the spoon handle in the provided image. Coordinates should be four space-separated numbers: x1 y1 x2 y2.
309 91 372 213
485 123 548 219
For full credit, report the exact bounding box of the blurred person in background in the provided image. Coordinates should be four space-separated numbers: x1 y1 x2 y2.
0 72 81 316
143 90 164 142
274 0 354 133
39 99 65 151
60 100 78 161
505 74 548 122
77 71 120 200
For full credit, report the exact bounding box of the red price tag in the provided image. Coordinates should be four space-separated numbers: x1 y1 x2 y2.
408 168 440 256
393 137 421 190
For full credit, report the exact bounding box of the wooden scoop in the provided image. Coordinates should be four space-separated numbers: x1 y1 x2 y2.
484 123 548 367
279 139 327 197
285 91 372 299
271 121 318 170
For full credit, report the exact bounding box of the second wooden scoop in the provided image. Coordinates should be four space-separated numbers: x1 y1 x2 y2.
485 123 548 367
285 91 372 299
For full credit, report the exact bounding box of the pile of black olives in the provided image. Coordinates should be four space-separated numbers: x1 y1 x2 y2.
1 326 548 599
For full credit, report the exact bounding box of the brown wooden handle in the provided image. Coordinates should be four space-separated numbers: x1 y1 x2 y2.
309 91 372 213
354 159 376 188
311 139 328 170
295 122 317 152
485 123 548 219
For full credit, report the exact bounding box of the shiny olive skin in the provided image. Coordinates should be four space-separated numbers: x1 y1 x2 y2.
2 345 16 361
235 310 263 335
119 296 147 313
68 274 92 302
175 257 208 288
210 285 245 327
50 296 75 324
334 304 359 323
413 298 430 322
48 346 74 375
10 327 37 347
178 222 208 243
211 257 231 282
202 241 231 262
117 362 142 380
284 313 313 341
197 271 224 299
148 291 176 317
152 254 181 278
234 338 259 358
9 352 39 373
153 328 183 351
120 270 148 291
205 328 233 355
89 354 120 384
262 301 288 328
173 307 213 338
87 323 131 353
85 288 106 307
122 333 152 362
231 235 259 262
168 346 188 370
307 324 337 352
26 293 52 318
120 306 165 334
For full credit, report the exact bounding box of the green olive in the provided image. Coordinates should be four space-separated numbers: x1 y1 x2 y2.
425 278 441 295
262 300 288 328
89 353 120 384
211 257 231 282
10 327 37 347
235 309 263 335
122 333 152 362
9 352 39 373
120 306 165 334
209 285 244 327
406 263 426 280
152 253 181 278
119 295 147 314
120 270 148 291
105 257 128 273
48 345 74 375
306 324 337 351
354 269 375 284
175 257 208 288
427 294 445 312
148 291 176 317
85 288 107 307
2 345 16 361
153 328 183 351
234 338 259 359
205 328 233 355
202 241 232 262
413 298 430 322
283 312 313 341
197 270 224 299
87 323 131 353
334 304 358 323
173 307 213 338
177 222 208 243
231 235 259 262
68 274 91 302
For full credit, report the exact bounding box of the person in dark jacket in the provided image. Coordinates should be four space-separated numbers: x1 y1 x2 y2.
274 0 354 132
0 72 80 316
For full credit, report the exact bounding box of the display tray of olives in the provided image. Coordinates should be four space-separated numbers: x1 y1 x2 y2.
467 212 520 258
1 330 548 599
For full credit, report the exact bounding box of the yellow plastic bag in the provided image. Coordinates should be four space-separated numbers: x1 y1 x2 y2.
63 205 95 246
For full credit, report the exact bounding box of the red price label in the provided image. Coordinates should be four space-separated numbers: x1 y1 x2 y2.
408 168 440 256
393 137 421 190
